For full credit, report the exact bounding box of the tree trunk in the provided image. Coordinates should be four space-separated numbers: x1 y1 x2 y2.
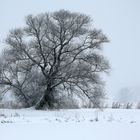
35 86 54 110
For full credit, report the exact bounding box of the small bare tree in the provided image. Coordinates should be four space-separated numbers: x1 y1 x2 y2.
4 10 110 109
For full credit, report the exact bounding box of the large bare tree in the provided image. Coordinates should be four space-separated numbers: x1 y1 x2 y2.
5 10 110 109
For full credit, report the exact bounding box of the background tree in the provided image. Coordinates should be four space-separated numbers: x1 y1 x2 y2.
4 10 110 109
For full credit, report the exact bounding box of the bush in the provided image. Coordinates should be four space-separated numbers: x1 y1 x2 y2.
136 102 140 109
112 102 121 109
124 102 133 109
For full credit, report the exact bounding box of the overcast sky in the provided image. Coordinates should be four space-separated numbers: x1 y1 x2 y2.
0 0 140 100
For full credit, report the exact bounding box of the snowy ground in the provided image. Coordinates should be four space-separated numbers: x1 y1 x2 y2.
0 108 140 140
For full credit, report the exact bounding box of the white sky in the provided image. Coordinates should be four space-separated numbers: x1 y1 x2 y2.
0 0 140 99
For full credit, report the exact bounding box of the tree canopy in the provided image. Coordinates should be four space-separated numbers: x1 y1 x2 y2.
0 10 110 109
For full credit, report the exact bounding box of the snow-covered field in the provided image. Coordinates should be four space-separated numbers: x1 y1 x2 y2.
0 108 140 140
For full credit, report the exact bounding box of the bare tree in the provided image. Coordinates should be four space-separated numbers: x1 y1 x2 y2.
5 10 110 109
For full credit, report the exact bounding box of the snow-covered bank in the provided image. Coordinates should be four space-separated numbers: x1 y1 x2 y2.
0 108 140 124
0 109 140 140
